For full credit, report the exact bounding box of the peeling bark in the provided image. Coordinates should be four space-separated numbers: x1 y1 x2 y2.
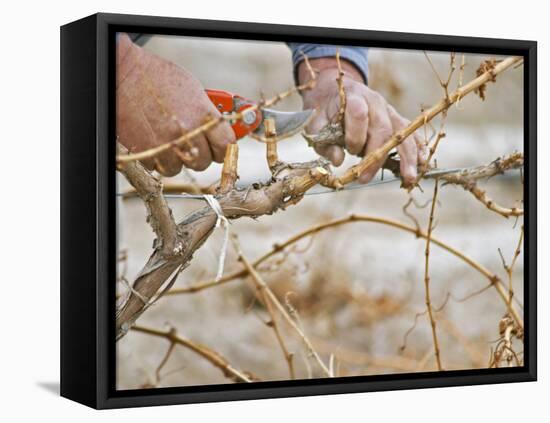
116 156 331 339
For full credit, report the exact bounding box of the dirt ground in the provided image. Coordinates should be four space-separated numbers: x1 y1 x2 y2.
116 35 524 389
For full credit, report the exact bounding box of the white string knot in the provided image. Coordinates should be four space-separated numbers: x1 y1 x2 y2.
204 194 229 281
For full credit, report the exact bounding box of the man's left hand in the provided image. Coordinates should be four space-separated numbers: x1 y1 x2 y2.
298 57 427 185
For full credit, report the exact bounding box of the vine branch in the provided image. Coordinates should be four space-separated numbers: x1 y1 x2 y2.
424 180 443 370
232 235 330 377
131 325 256 383
166 213 523 330
116 56 523 340
308 56 522 188
440 153 524 218
117 144 179 256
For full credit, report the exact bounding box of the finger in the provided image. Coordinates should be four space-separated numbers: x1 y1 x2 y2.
385 104 418 185
358 97 393 184
152 119 187 176
154 116 212 174
344 95 369 155
205 120 237 163
388 109 418 185
174 134 213 172
155 149 184 176
396 137 418 186
307 110 330 134
313 144 345 166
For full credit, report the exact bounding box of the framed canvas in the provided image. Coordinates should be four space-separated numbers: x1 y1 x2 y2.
60 13 537 409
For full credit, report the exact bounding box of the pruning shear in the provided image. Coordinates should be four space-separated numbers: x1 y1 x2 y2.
205 89 314 139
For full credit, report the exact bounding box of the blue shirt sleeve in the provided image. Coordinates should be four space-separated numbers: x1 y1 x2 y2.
288 43 369 84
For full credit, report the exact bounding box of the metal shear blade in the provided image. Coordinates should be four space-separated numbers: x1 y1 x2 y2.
254 108 314 138
206 88 314 139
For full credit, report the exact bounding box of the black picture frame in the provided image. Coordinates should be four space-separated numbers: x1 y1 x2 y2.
60 12 537 409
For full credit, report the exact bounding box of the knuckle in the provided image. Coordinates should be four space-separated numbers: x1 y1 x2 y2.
162 162 183 177
189 158 210 171
369 91 387 108
212 153 225 164
346 96 368 121
219 122 237 143
313 145 326 156
403 173 416 186
375 125 393 142
345 133 365 153
209 137 229 157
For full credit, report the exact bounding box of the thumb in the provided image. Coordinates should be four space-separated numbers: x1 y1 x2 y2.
307 111 345 167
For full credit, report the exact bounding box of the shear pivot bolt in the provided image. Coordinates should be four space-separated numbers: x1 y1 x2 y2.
243 110 256 125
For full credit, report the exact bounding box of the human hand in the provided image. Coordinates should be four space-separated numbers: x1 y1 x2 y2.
116 33 236 176
298 57 427 185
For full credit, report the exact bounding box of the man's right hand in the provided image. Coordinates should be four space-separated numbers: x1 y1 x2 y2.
116 33 236 176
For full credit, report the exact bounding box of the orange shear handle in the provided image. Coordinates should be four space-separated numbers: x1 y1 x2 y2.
205 89 262 139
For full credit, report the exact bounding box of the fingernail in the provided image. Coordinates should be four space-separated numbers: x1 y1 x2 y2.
408 164 417 179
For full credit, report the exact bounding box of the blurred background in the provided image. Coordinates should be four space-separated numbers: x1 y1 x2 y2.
116 35 524 389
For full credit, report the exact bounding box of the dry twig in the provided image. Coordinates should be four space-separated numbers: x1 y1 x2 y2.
218 143 239 194
167 213 523 330
440 153 524 218
335 49 347 126
152 336 177 386
498 225 525 308
264 118 280 171
231 232 295 379
489 315 522 368
423 180 443 370
323 56 522 188
117 144 179 256
131 325 256 383
116 152 331 338
232 236 330 377
117 56 523 341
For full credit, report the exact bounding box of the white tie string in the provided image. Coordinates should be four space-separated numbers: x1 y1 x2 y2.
203 194 229 281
